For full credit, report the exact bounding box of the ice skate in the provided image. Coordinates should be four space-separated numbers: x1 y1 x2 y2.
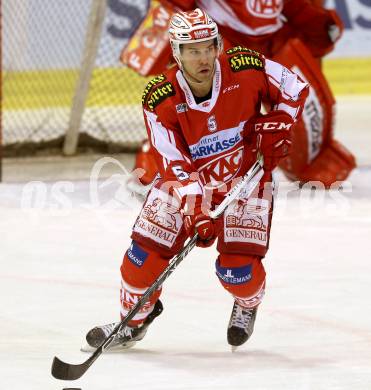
227 301 258 351
81 300 163 352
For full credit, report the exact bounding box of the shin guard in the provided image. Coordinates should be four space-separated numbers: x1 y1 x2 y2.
120 240 169 326
215 253 266 308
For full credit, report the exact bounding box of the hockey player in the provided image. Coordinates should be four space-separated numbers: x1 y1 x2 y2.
124 0 355 191
85 8 309 351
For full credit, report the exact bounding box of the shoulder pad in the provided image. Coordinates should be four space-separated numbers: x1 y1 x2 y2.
142 74 176 111
226 46 265 72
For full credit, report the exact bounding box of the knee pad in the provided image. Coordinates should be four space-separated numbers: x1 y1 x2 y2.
120 240 168 325
215 253 266 307
121 240 170 288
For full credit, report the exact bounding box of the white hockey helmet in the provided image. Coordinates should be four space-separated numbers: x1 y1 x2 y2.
169 8 221 66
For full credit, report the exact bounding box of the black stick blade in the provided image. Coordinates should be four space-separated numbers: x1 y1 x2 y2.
51 356 88 381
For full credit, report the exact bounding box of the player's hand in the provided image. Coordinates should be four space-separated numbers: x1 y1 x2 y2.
244 110 294 171
184 195 217 248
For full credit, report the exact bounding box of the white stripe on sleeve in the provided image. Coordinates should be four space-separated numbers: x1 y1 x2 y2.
274 102 300 120
145 109 185 163
174 181 203 199
265 59 308 101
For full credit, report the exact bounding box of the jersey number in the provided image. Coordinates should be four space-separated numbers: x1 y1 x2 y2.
172 166 190 182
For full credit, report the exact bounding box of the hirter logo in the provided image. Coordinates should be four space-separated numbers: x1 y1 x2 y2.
247 0 283 19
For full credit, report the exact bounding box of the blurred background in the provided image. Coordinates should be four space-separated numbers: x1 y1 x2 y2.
1 3 371 390
1 0 370 182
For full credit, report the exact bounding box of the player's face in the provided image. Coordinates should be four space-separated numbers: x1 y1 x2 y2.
180 40 217 83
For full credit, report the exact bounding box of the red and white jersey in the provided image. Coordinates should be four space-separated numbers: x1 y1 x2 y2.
142 47 308 202
197 0 285 37
164 0 334 58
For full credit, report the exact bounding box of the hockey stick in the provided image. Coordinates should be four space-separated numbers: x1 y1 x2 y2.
51 156 264 381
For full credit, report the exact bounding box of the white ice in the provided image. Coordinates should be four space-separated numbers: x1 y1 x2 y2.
1 96 371 390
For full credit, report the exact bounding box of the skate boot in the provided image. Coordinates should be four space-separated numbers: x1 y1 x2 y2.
227 300 258 351
82 300 163 352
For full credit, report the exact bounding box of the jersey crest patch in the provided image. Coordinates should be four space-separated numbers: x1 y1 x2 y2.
229 53 264 72
226 46 264 72
247 0 283 19
142 74 176 111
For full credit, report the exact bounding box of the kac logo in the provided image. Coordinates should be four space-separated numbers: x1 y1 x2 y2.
247 0 283 19
207 115 217 132
176 103 188 113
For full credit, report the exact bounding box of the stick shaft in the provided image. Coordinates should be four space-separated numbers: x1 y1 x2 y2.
51 157 264 380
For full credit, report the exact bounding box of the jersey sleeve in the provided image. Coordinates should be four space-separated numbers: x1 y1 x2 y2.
262 58 309 121
223 46 308 117
142 86 203 200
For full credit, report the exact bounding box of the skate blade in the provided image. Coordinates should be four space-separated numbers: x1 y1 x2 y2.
231 345 238 353
80 340 137 353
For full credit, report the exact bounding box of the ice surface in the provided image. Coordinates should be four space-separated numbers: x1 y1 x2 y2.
1 96 371 390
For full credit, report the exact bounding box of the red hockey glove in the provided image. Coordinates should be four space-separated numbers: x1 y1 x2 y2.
311 8 344 56
184 195 217 248
326 9 344 44
284 1 344 57
244 111 294 171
